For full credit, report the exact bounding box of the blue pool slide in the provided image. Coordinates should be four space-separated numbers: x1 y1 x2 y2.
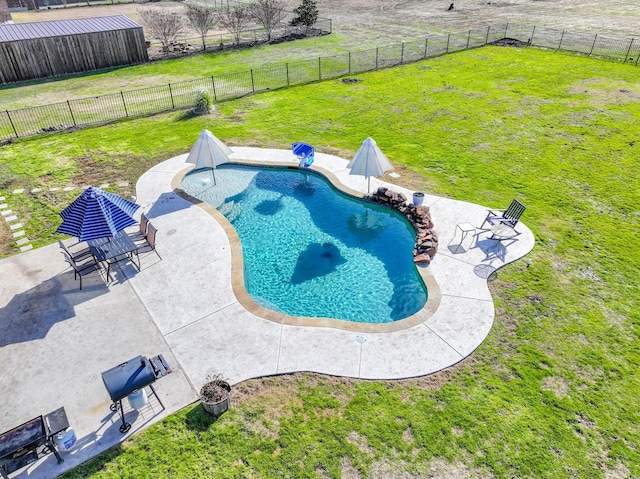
292 142 315 167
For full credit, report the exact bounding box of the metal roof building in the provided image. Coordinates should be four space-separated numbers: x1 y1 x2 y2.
0 15 148 83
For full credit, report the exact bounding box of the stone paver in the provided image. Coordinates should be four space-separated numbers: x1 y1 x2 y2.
9 222 22 230
0 147 534 479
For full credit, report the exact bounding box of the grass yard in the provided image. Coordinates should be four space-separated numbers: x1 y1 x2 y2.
0 34 350 110
1 45 639 478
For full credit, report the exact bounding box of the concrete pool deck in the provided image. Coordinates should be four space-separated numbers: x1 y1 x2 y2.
0 147 534 479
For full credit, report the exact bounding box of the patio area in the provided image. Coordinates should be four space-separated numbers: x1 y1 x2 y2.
0 147 534 479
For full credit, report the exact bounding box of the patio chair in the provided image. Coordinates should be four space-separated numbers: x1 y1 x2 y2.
58 239 93 263
127 212 149 243
480 199 526 231
62 251 102 290
134 223 162 261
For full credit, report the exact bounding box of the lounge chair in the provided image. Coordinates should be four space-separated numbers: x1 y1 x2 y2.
58 239 93 263
62 251 102 290
480 199 526 231
134 223 161 261
127 212 149 243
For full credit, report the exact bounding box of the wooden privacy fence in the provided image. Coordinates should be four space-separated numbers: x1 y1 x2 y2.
1 23 638 143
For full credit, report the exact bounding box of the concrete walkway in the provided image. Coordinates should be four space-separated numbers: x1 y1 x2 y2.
0 147 534 479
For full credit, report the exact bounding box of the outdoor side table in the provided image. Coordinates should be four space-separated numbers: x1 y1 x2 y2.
89 232 140 280
448 222 476 252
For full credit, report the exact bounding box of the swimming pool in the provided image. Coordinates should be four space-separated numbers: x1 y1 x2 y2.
181 165 427 323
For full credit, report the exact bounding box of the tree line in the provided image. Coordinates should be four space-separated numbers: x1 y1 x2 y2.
139 0 320 52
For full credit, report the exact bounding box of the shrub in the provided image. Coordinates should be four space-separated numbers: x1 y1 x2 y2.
192 90 212 115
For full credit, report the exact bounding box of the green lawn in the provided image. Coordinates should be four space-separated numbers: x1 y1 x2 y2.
0 34 351 110
1 46 639 478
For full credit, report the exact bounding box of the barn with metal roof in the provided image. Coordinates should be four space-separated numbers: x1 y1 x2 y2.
0 15 148 83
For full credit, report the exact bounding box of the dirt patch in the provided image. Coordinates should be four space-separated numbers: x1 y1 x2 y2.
491 38 531 48
0 215 14 257
12 0 640 49
604 461 631 479
541 375 569 398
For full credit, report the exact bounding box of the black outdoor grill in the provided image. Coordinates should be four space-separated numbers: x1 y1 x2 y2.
101 355 171 433
0 407 69 479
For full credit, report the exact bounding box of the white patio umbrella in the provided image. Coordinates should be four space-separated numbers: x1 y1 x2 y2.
347 137 394 193
185 129 233 185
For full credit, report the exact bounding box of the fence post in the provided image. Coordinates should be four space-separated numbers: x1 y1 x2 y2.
530 26 536 45
5 110 18 138
286 63 290 86
348 52 351 74
168 83 176 110
485 26 490 45
250 69 255 92
67 100 76 126
623 38 635 62
400 42 405 63
424 38 428 58
375 47 379 70
168 83 175 109
446 33 451 52
211 76 217 101
504 23 509 40
558 30 565 50
466 29 471 48
318 57 321 79
589 34 598 56
120 92 129 117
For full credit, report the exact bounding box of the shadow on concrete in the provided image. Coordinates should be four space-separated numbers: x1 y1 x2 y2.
146 192 191 219
473 264 498 280
472 237 519 263
0 271 109 347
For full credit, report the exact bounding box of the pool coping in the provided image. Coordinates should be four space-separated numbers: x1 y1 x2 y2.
128 146 535 386
171 160 442 334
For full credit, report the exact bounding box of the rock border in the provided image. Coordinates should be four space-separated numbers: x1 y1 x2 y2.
365 186 438 265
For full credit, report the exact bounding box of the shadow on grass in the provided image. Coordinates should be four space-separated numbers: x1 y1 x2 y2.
184 403 225 432
58 444 125 479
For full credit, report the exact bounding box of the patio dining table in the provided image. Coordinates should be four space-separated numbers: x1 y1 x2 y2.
88 231 139 280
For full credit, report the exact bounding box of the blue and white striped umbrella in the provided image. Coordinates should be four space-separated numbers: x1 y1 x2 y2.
56 187 140 242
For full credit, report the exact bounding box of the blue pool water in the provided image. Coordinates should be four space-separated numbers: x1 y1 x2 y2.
181 165 427 323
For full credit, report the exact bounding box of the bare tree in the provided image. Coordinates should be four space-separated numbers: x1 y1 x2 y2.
217 5 253 45
185 5 218 50
139 8 184 52
249 0 286 42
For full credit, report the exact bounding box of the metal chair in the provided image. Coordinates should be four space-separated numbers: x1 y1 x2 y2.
134 223 161 261
62 252 102 290
127 212 149 243
480 199 526 231
58 239 93 262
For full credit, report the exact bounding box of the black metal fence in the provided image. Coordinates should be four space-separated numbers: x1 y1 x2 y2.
1 24 638 143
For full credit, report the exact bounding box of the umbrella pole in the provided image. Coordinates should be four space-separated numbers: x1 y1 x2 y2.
367 176 371 194
212 168 217 186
